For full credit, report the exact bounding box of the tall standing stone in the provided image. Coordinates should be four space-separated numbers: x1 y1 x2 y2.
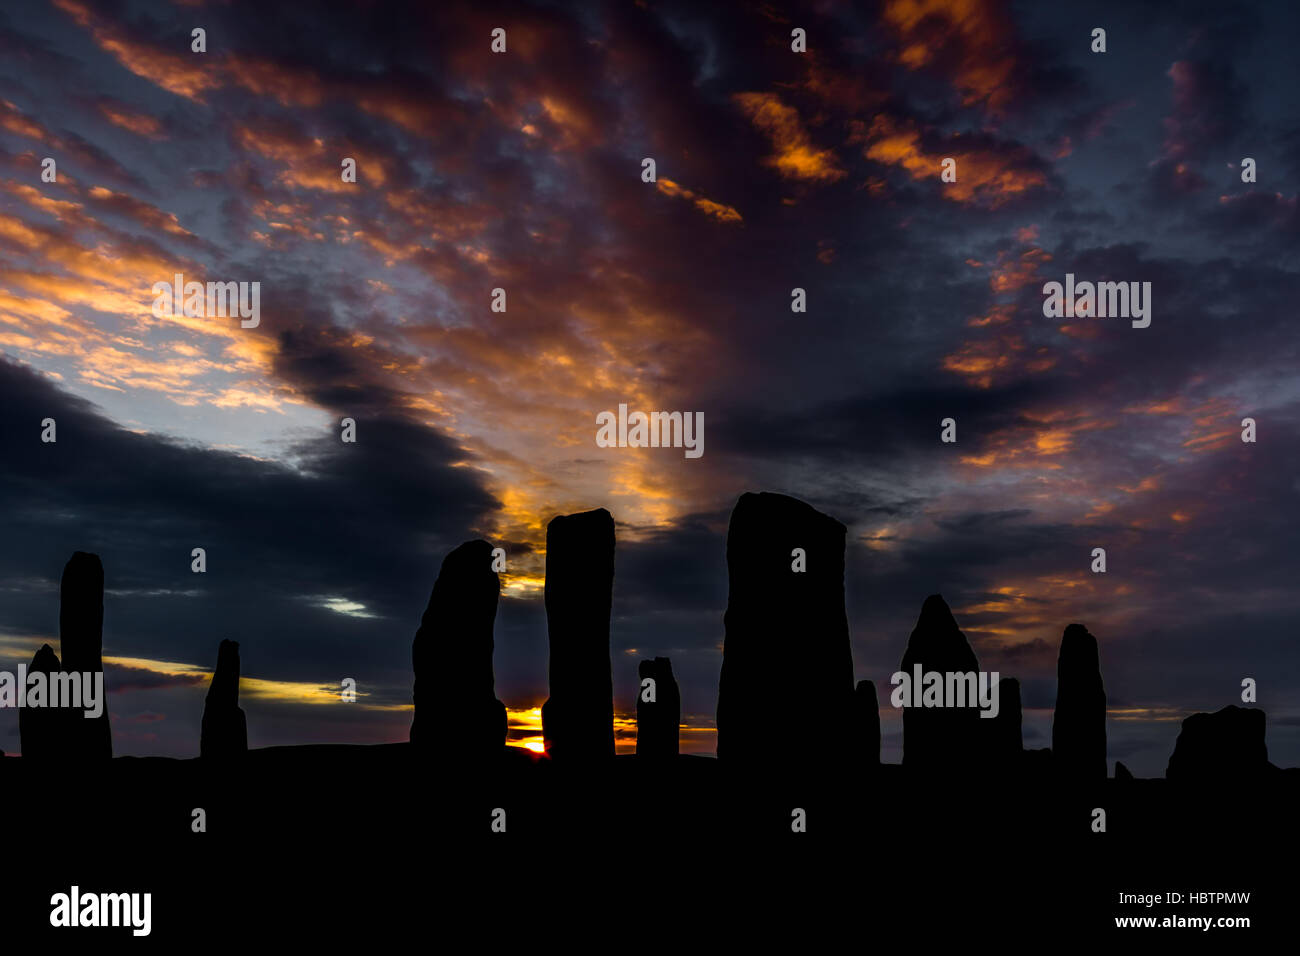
18 644 66 760
900 594 981 770
410 539 507 758
855 679 881 765
1166 705 1269 782
636 657 680 758
200 639 248 759
990 676 1023 764
60 552 111 759
1052 623 1106 780
716 492 854 766
541 510 615 761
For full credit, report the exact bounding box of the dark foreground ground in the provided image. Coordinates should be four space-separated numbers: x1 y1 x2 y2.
5 745 1294 942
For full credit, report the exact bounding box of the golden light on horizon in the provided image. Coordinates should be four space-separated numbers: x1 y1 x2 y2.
505 705 545 752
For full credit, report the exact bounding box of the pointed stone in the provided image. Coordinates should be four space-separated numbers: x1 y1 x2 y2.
18 644 66 760
716 493 854 766
1166 705 1269 782
990 676 1023 763
200 639 247 759
411 539 507 758
1052 623 1107 780
59 551 111 759
541 510 615 761
855 679 881 765
900 594 981 771
636 657 680 758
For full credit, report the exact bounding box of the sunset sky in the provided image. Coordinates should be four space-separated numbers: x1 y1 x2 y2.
1 0 1297 774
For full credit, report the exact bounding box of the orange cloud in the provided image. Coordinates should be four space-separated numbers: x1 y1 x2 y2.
1125 396 1242 454
86 186 193 237
881 0 1019 113
961 408 1115 468
97 101 165 139
942 337 1017 388
0 100 48 141
858 114 1045 207
733 92 846 183
227 54 326 108
235 123 391 191
990 245 1052 292
54 0 221 102
656 179 743 223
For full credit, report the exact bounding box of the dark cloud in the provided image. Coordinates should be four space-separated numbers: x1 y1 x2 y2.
0 354 498 752
0 0 1296 778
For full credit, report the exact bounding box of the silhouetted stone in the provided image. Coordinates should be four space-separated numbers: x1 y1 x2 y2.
59 551 111 759
636 657 680 758
990 676 1023 763
1052 623 1106 780
716 492 854 766
899 594 981 771
855 679 880 765
410 539 507 758
201 640 247 759
1166 705 1269 782
18 644 66 760
542 509 615 761
1022 748 1054 777
1115 761 1134 781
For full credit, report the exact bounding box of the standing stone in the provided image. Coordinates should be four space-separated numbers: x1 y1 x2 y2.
411 539 507 758
18 644 66 760
716 492 854 766
990 676 1023 763
200 640 248 759
1166 705 1269 782
1052 623 1106 780
636 657 680 758
900 594 982 771
855 679 881 765
59 552 111 759
541 510 615 761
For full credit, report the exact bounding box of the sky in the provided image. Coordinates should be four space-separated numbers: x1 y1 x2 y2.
0 0 1297 775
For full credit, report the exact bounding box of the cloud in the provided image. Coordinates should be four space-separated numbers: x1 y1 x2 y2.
655 178 743 222
733 92 846 183
0 355 499 753
1 0 1298 775
856 114 1050 208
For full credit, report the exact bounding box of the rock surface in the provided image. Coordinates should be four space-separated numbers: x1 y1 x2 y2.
18 644 65 760
1166 705 1269 781
1052 623 1107 780
60 552 112 759
990 676 1023 764
856 679 881 765
899 594 981 770
411 539 507 758
636 657 680 758
542 510 615 761
716 492 854 766
201 639 248 759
